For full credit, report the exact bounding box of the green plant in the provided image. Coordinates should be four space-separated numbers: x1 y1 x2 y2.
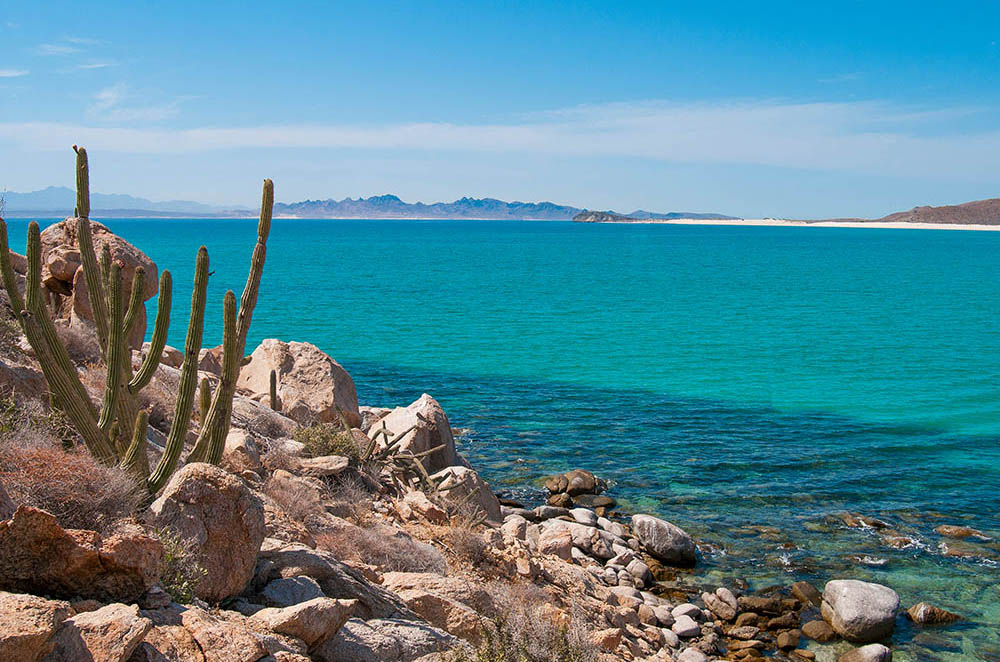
0 146 273 492
294 419 361 463
156 527 208 604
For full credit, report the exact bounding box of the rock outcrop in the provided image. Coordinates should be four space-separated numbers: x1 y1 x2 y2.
238 339 360 427
428 466 501 524
0 507 163 602
313 617 460 662
147 463 266 603
631 514 697 567
373 394 457 473
250 597 357 649
821 579 899 642
0 591 72 661
43 602 151 662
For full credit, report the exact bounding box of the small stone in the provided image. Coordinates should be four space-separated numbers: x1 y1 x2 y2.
791 581 822 606
653 605 675 627
802 619 837 642
728 625 761 640
638 604 658 626
661 627 680 647
767 611 799 630
792 650 816 661
677 647 708 662
906 601 962 625
735 612 759 627
671 614 700 638
777 629 801 650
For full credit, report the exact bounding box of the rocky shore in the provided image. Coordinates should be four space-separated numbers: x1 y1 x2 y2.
0 217 975 662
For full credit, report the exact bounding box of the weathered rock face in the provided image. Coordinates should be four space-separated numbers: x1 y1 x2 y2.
133 603 270 662
0 479 14 520
630 514 696 567
359 406 391 434
238 339 360 427
251 597 357 649
0 591 72 661
313 617 460 662
147 463 266 603
220 428 263 474
428 466 501 524
43 602 152 662
0 507 163 602
262 576 326 608
40 219 158 349
821 579 899 643
373 394 457 474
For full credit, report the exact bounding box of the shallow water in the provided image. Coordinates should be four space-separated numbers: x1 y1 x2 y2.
9 218 1000 658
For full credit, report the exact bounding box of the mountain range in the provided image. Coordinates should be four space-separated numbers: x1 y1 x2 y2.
0 187 733 220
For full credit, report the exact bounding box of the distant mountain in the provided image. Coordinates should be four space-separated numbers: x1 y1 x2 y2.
627 209 739 220
575 209 740 222
1 186 244 216
273 195 581 220
875 198 1000 225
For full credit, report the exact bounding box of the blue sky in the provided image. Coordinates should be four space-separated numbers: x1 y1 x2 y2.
1 1 998 217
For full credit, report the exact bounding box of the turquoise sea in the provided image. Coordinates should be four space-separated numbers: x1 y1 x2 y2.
10 218 1000 660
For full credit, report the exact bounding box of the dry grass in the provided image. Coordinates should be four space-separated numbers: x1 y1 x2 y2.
55 322 102 365
294 421 362 461
450 584 598 662
324 476 375 522
0 420 143 533
315 524 447 574
263 472 328 522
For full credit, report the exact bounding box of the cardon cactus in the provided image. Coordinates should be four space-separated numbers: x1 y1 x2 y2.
0 146 273 492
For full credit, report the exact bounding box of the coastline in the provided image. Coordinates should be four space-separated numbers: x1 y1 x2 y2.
592 218 1000 231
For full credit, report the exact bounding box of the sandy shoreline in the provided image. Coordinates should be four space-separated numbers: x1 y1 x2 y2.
596 218 1000 231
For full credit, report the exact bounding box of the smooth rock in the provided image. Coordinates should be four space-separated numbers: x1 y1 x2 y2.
569 508 599 526
802 619 838 642
672 603 702 620
147 463 266 603
631 514 696 567
906 602 962 625
821 579 899 643
671 614 701 638
792 581 822 606
838 643 893 662
369 394 456 472
252 598 356 649
262 576 326 607
777 628 801 650
313 617 459 662
677 647 708 662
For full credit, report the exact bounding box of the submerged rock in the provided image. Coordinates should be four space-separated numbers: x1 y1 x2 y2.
821 579 899 643
906 602 962 625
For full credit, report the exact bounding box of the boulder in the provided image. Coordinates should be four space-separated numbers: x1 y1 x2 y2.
313 617 460 662
838 643 893 662
429 466 501 524
359 406 391 434
133 603 268 662
0 479 14 520
258 541 416 620
401 491 447 524
390 588 481 643
801 619 837 642
230 394 299 439
43 603 151 662
671 614 700 638
251 598 357 649
237 339 360 427
538 527 574 560
792 581 822 606
821 580 899 643
906 602 961 625
0 507 163 602
262 576 326 607
677 649 708 662
147 463 266 603
0 591 72 661
380 572 496 616
631 514 696 567
703 587 738 621
373 394 457 473
220 428 263 474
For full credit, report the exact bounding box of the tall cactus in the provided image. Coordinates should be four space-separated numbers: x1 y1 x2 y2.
0 146 272 492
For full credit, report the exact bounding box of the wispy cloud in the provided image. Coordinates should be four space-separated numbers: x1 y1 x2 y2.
65 36 102 45
1 99 998 179
819 72 864 84
74 62 115 70
87 83 180 122
0 69 29 78
35 43 82 56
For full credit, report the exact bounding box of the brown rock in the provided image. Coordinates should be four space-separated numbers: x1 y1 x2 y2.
393 588 481 643
147 463 265 603
734 612 759 627
547 492 573 508
237 339 360 427
728 625 761 640
792 650 816 661
0 591 71 661
791 581 821 607
776 629 801 650
251 598 356 649
934 524 990 540
401 491 447 524
767 612 799 630
44 603 151 662
429 466 502 524
538 527 574 561
136 603 268 662
0 479 14 520
0 507 163 602
801 619 837 642
906 602 962 625
591 627 623 652
737 596 781 615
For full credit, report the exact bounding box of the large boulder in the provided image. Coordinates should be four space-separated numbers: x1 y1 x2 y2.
838 643 893 662
375 394 457 474
0 479 14 520
821 579 899 643
0 507 163 602
251 598 357 649
0 591 72 661
147 463 265 603
429 466 501 524
40 219 158 348
43 603 151 662
313 617 460 662
237 339 360 427
631 514 696 567
131 603 269 662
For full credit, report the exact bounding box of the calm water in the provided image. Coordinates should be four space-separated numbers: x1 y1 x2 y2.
10 218 1000 660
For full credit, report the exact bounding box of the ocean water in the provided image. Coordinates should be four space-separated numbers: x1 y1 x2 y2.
9 218 1000 659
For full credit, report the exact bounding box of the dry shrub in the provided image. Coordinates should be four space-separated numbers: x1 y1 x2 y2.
0 432 143 534
451 583 597 662
54 322 102 365
315 525 447 575
261 447 297 474
325 476 374 523
263 472 328 522
294 421 361 461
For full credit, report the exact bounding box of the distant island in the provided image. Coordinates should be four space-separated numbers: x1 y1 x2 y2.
1 186 732 221
574 198 1000 230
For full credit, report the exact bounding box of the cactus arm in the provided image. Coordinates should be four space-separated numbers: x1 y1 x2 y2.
147 247 209 492
129 270 171 392
199 376 211 422
122 266 145 344
120 410 149 479
197 179 271 460
77 217 111 352
73 145 90 219
189 290 236 464
269 369 279 411
0 220 26 314
97 263 125 434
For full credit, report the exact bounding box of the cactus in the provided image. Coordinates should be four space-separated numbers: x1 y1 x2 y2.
0 146 272 491
199 376 211 421
269 369 279 411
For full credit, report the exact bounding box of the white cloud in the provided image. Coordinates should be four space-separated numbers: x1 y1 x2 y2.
74 62 115 70
0 69 28 77
36 43 82 56
65 37 102 45
88 84 179 122
1 99 998 179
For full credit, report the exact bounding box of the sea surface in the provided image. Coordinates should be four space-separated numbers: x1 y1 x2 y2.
9 218 1000 660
